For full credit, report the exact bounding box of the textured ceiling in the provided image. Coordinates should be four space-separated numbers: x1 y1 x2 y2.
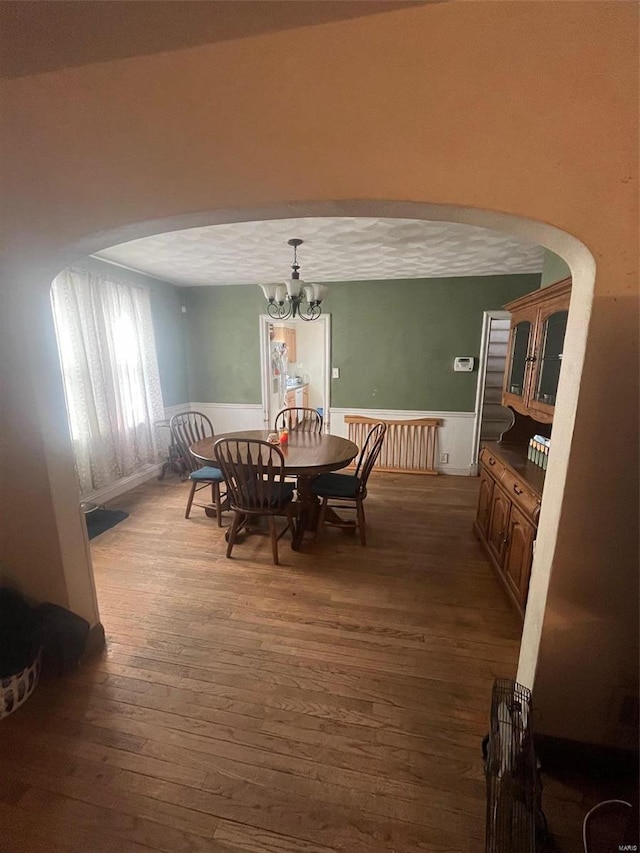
96 218 545 287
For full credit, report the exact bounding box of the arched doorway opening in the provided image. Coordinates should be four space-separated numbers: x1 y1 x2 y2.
42 199 595 685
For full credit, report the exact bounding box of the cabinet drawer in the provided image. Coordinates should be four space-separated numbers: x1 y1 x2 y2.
479 447 506 480
501 474 541 521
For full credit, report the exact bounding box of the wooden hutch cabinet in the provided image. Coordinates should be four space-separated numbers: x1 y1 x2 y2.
474 277 571 617
502 277 571 423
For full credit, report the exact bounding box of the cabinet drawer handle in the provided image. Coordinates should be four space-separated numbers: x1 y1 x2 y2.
513 483 523 495
488 457 496 466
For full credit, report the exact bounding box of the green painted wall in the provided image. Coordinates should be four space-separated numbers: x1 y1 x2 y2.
84 258 190 407
185 285 266 404
540 249 571 287
148 280 190 407
330 275 539 410
184 273 540 412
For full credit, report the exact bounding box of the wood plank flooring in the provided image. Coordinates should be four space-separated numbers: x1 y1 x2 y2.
0 472 525 852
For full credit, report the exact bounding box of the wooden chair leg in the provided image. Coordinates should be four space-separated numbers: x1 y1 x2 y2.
226 512 242 558
268 516 279 565
212 482 222 526
356 498 367 546
315 498 328 542
185 481 197 519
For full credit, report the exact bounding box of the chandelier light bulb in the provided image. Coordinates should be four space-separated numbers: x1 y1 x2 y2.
260 283 278 302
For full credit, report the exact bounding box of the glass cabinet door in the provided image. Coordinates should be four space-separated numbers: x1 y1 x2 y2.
506 321 532 398
534 310 568 406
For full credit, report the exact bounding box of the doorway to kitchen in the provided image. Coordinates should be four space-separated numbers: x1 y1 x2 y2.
259 314 331 432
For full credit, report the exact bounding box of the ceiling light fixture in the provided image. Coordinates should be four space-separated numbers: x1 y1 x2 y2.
259 239 327 322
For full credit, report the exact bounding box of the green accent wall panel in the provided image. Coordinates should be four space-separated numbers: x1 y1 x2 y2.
183 273 540 412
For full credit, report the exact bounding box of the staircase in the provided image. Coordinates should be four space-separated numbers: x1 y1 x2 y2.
480 318 512 443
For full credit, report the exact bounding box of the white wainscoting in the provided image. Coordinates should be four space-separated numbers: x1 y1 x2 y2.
189 402 265 433
329 407 476 475
163 403 191 423
178 402 476 474
92 404 475 503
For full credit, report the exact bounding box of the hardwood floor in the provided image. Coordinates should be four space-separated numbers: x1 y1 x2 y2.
0 472 524 853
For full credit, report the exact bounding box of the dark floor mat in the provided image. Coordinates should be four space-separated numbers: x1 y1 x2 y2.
85 508 129 540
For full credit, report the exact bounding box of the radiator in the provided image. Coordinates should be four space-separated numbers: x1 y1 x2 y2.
345 415 441 475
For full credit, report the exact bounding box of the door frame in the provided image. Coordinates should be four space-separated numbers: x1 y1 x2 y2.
471 310 511 473
259 313 332 432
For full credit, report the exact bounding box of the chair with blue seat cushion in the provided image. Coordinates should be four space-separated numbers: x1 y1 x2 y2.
170 411 227 525
311 422 387 546
214 438 297 565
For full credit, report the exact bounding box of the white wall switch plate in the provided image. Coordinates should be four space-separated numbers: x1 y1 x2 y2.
332 368 340 379
440 453 449 464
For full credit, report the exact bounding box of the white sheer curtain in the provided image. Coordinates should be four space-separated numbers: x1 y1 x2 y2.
51 267 165 497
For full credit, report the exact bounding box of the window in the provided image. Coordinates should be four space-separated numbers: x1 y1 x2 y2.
51 267 164 496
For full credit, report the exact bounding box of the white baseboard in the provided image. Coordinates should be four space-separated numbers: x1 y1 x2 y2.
439 466 475 477
82 463 163 506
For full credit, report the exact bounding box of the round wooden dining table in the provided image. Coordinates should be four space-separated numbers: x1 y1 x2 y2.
190 429 359 550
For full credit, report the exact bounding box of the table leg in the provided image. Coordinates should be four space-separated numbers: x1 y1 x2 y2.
323 507 356 530
204 493 231 520
224 513 256 543
291 476 319 551
291 478 356 549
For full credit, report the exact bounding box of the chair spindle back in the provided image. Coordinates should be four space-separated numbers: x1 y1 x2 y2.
275 407 323 434
214 439 288 511
354 422 387 492
170 411 214 473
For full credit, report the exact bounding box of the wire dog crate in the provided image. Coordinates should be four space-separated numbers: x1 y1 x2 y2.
484 678 539 853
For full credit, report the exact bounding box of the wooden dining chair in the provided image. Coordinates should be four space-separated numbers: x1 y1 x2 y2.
311 422 387 546
214 438 297 565
170 411 226 525
275 407 323 434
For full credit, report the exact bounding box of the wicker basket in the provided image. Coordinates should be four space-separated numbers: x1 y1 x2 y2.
0 652 41 719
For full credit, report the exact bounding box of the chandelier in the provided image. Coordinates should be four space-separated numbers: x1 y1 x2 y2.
259 239 327 321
